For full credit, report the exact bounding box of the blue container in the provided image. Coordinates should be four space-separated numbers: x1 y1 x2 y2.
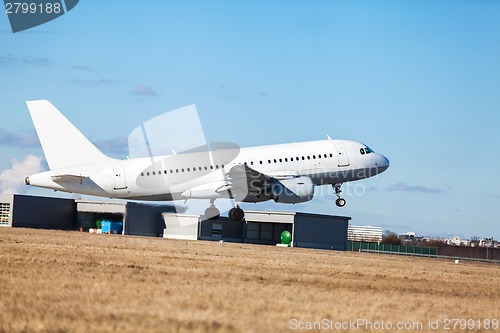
101 220 123 234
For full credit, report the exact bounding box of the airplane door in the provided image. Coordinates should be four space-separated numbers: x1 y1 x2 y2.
335 144 350 167
113 165 127 190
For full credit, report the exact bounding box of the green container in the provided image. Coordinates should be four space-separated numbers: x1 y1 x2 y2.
280 230 292 245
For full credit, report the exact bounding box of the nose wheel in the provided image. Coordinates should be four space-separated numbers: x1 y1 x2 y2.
335 198 346 207
333 184 346 207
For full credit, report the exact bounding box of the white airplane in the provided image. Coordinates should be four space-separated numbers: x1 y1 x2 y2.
24 100 389 221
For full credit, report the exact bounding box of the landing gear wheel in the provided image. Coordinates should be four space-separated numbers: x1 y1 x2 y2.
333 183 345 207
335 198 346 207
228 207 245 221
204 207 220 220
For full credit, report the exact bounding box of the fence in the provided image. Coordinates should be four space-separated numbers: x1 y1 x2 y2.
347 241 438 256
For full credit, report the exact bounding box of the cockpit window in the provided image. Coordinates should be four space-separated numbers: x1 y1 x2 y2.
360 146 374 155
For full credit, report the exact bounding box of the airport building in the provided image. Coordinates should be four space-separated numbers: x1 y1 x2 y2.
0 194 76 229
0 194 350 250
194 211 350 250
347 225 383 243
76 200 176 237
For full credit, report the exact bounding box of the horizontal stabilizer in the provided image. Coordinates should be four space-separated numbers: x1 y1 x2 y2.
51 174 88 183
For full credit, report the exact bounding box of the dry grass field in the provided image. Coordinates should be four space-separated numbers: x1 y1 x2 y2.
0 227 499 333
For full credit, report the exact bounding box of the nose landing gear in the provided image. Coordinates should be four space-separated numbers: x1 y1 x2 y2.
333 184 346 207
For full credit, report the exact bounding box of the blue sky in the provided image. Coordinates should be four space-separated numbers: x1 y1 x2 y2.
1 1 499 239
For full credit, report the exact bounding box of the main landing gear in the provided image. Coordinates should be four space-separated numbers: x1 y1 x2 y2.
204 200 245 221
333 183 346 207
204 199 220 220
228 206 245 221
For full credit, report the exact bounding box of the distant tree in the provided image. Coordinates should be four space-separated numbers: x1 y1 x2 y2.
382 230 402 245
470 236 481 247
421 239 445 247
401 238 414 246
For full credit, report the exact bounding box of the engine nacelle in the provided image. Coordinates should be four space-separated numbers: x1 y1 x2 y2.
272 176 314 204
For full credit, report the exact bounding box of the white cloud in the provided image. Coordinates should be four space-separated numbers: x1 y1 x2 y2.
22 56 52 67
0 155 43 194
0 129 39 147
387 182 444 194
94 136 129 158
131 85 159 96
69 78 124 85
71 65 93 72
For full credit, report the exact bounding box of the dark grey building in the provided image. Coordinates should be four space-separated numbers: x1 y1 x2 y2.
76 200 176 237
0 194 76 230
198 210 350 250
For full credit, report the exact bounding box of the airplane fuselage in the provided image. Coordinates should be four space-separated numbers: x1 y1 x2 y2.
26 139 389 202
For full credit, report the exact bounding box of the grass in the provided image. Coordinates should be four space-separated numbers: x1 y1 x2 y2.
0 227 499 332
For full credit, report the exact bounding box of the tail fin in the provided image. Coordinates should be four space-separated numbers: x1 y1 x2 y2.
26 100 112 170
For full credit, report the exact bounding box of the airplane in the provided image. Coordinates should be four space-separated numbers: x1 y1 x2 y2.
24 100 390 221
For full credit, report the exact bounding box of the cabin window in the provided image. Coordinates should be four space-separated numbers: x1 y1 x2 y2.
141 173 144 177
285 158 288 162
318 155 321 159
260 161 263 164
170 170 173 173
268 160 271 164
324 154 327 158
329 153 333 157
176 169 179 173
210 165 214 169
307 156 310 160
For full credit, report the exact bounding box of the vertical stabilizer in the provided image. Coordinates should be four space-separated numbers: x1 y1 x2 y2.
26 100 112 170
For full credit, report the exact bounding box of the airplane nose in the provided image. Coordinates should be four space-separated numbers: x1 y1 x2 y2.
376 154 390 173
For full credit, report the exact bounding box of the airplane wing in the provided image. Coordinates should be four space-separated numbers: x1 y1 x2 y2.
181 165 302 201
223 164 299 201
